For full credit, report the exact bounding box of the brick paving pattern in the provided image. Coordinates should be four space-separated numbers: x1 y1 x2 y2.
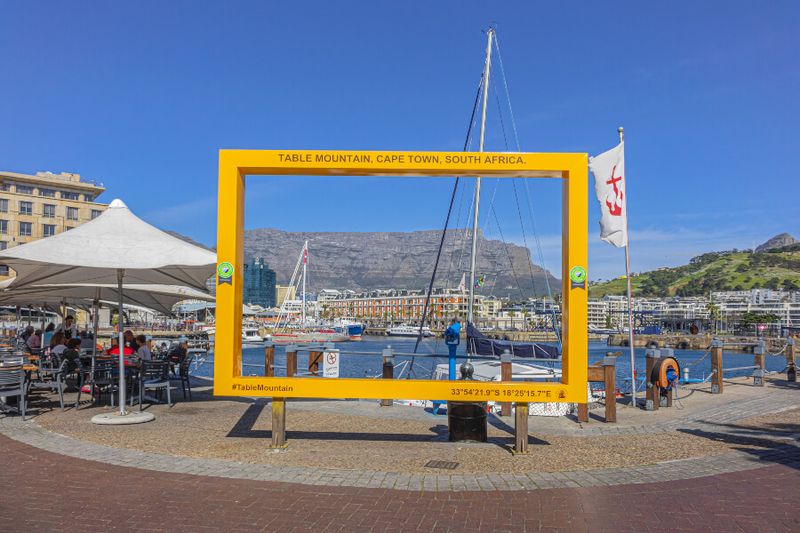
1 433 799 531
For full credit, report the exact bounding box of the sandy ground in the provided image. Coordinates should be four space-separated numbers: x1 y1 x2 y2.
23 376 800 474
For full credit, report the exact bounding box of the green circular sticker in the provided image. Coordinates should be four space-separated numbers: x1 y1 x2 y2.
217 262 234 279
569 266 587 284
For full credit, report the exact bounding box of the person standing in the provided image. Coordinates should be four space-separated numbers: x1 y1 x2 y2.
56 315 79 340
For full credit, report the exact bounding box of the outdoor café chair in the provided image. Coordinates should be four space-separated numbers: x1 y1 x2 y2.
171 352 196 401
29 358 68 410
138 360 171 410
90 360 117 406
0 363 26 419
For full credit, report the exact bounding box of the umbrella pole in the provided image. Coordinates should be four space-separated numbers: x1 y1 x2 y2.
91 292 99 392
117 269 126 415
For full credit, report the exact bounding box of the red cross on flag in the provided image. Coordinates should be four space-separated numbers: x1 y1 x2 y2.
589 141 628 248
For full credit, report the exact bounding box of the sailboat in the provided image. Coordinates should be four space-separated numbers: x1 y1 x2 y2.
419 28 561 390
272 241 349 345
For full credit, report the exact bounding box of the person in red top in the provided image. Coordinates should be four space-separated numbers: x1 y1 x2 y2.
105 337 135 356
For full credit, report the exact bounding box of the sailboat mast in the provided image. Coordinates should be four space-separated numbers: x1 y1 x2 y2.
467 27 494 329
302 240 308 327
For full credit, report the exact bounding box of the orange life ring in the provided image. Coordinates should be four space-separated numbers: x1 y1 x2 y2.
650 356 681 389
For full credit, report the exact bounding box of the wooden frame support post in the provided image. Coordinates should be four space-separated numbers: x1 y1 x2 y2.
645 349 659 411
710 338 724 394
270 397 287 449
380 346 394 407
500 350 512 417
514 402 530 455
264 342 275 377
286 345 297 377
753 340 765 387
786 339 796 382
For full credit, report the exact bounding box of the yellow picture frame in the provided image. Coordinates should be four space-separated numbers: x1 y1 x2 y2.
214 150 588 402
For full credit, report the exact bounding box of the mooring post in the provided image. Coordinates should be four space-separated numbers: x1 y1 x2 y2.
270 397 287 449
286 344 297 377
500 349 512 417
786 338 796 382
308 349 322 376
661 348 674 407
645 349 659 411
710 337 724 394
603 354 617 422
264 341 275 377
380 345 394 407
514 402 530 454
754 340 765 387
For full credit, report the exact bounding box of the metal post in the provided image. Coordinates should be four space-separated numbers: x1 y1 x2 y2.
117 269 126 415
381 345 394 407
788 338 797 382
270 397 287 449
753 340 765 387
618 127 637 409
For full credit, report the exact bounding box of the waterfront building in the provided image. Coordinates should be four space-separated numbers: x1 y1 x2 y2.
243 257 276 308
0 170 107 278
275 285 297 307
712 289 800 329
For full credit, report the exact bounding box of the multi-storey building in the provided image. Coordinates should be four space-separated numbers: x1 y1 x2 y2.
0 170 108 277
243 257 276 308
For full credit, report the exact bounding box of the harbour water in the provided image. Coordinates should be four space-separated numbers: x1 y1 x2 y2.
193 336 789 387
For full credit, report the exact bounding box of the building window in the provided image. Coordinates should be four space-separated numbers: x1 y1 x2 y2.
0 242 6 251
83 194 94 202
0 183 8 192
19 222 32 236
43 224 56 237
91 209 102 219
15 184 33 195
0 199 7 213
0 220 6 234
61 191 80 200
67 206 79 220
0 266 8 276
38 188 56 198
19 201 32 215
43 204 56 218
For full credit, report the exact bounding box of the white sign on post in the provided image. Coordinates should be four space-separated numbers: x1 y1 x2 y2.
322 349 340 378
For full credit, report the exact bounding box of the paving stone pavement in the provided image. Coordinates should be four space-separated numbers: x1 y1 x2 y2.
1 389 798 491
0 432 799 532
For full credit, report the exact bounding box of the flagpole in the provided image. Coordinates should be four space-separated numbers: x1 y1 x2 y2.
618 126 637 407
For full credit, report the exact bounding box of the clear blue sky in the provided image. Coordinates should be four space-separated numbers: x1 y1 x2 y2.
1 1 797 281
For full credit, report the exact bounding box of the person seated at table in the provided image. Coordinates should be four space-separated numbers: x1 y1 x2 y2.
105 337 134 356
27 329 42 350
48 332 68 362
42 323 55 347
61 338 82 374
135 334 152 360
21 325 34 342
167 337 189 375
123 330 139 352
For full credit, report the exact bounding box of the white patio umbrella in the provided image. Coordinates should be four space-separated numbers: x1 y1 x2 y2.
0 199 216 423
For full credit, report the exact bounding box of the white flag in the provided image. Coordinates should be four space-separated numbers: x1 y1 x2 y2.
589 141 627 248
457 273 466 292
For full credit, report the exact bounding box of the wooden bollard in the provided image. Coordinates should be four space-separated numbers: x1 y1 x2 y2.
786 339 796 382
710 338 724 394
270 397 287 449
264 342 275 377
578 364 602 423
660 348 674 407
500 350 512 417
513 402 529 454
308 350 322 376
603 355 617 422
286 345 297 377
645 349 659 411
380 346 394 407
753 340 765 387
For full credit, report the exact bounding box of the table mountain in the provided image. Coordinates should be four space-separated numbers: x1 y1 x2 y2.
244 228 560 299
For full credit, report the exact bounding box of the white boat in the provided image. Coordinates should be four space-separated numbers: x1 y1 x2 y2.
242 327 268 344
386 324 434 337
271 329 348 345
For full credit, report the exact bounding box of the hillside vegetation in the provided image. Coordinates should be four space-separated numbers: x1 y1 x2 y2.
589 244 800 298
